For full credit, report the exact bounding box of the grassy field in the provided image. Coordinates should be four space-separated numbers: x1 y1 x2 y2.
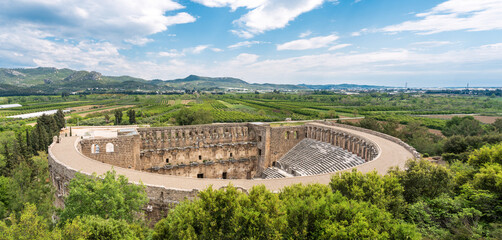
0 93 500 131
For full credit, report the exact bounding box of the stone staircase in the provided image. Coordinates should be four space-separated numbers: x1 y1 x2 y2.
262 138 365 178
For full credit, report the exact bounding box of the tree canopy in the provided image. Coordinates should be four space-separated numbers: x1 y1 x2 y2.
59 170 148 224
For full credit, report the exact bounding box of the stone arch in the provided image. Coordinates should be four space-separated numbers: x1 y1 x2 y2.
106 143 114 153
91 144 100 153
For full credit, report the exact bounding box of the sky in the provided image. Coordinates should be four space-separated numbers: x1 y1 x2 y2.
0 0 501 87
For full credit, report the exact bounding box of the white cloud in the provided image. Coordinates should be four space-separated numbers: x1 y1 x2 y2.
194 0 326 38
0 26 124 70
411 41 454 47
299 30 312 38
328 43 351 51
382 0 502 34
235 0 324 37
231 53 259 65
229 30 254 39
186 45 210 54
0 0 195 43
124 38 154 46
351 28 369 37
160 45 220 57
3 27 500 86
191 0 265 11
228 41 262 49
277 34 338 50
159 50 185 58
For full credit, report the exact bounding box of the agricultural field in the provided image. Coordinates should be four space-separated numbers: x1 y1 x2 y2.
1 93 500 130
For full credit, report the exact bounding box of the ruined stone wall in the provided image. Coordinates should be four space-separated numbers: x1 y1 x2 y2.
247 123 270 176
48 142 198 225
136 124 260 178
316 121 421 158
268 126 306 167
138 123 255 150
139 143 259 170
304 123 380 161
79 135 141 169
147 157 258 179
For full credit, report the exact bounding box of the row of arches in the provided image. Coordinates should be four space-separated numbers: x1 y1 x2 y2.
91 143 115 153
305 126 378 161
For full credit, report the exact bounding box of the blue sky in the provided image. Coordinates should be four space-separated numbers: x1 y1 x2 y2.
0 0 501 87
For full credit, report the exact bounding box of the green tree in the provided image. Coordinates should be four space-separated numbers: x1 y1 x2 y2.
153 185 285 240
55 109 66 129
0 203 60 240
127 109 136 124
468 142 502 167
59 170 148 224
8 152 55 221
329 170 406 217
493 119 502 133
279 184 419 239
442 116 484 137
61 215 143 240
0 176 14 219
406 194 483 239
174 107 212 126
114 110 123 125
359 117 382 132
390 159 454 203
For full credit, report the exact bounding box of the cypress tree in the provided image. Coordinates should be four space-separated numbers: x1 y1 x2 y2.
128 109 136 124
26 129 32 154
114 110 123 125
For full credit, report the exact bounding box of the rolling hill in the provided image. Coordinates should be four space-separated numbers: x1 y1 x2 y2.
0 67 387 95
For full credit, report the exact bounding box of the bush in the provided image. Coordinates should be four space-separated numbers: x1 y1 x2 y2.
59 171 148 224
468 143 502 167
389 159 454 203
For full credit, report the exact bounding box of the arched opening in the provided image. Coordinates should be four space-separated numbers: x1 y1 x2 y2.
229 152 233 158
91 144 100 153
272 161 276 167
165 158 169 163
106 143 114 152
222 172 227 179
199 155 202 160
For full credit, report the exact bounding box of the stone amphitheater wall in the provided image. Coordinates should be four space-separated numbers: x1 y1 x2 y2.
48 121 416 225
79 135 141 169
147 157 258 179
315 121 421 158
304 123 380 161
48 143 198 224
268 126 306 167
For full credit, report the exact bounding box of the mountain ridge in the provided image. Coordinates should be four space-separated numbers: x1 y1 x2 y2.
0 67 388 95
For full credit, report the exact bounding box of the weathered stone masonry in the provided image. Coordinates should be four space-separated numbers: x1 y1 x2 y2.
49 121 417 224
77 122 380 180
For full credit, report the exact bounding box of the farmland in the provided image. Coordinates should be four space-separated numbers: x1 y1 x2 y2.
0 93 500 128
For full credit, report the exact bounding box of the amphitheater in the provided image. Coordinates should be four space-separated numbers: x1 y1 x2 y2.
48 121 420 222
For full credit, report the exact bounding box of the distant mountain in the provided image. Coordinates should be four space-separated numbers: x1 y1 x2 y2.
164 75 306 91
299 83 388 90
0 67 387 95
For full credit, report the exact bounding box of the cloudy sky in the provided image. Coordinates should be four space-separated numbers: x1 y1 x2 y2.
0 0 501 87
